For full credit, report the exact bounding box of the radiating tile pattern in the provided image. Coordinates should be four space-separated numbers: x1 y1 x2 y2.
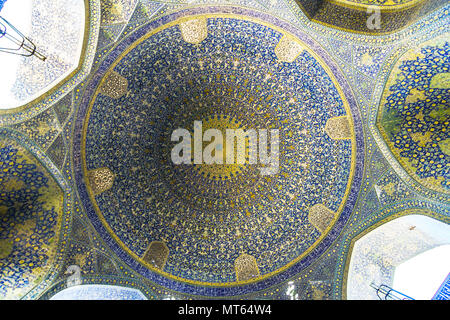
0 0 448 300
75 13 359 291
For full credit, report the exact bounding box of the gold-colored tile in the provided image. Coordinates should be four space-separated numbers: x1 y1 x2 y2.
100 71 128 99
274 36 304 63
325 116 352 140
235 254 260 281
142 241 169 270
308 204 336 233
179 17 208 45
87 167 115 195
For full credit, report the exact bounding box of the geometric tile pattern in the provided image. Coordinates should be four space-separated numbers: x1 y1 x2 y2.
72 7 364 296
1 0 448 301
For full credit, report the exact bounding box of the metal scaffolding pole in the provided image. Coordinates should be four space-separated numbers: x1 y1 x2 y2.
0 0 46 61
370 282 414 300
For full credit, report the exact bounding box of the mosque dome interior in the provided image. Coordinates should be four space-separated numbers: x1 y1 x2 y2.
0 0 448 300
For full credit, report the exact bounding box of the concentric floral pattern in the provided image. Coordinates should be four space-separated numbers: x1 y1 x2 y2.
378 37 449 194
0 139 63 299
74 9 363 295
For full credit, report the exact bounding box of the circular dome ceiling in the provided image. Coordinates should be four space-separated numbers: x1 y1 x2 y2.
73 7 364 295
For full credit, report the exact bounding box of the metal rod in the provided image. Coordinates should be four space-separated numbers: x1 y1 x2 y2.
370 282 414 300
0 16 46 61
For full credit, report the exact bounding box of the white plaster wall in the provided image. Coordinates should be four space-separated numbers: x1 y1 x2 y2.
346 215 450 300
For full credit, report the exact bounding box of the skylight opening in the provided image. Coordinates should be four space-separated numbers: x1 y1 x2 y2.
393 245 450 300
0 0 33 109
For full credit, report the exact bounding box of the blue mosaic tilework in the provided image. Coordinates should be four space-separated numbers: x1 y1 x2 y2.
9 108 61 151
1 0 449 302
353 46 393 79
86 17 351 282
0 0 6 12
367 14 449 203
433 273 450 300
73 6 364 296
378 40 450 193
0 143 59 298
0 128 73 300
